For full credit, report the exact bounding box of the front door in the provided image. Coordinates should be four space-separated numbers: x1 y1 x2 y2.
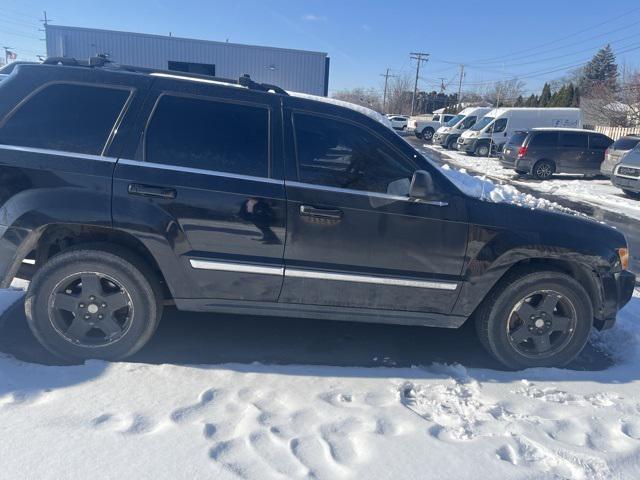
112 80 286 302
279 106 468 315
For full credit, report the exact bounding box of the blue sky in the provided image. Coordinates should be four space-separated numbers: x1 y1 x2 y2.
2 0 640 96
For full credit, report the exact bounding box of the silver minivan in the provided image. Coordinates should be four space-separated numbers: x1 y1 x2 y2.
601 135 640 177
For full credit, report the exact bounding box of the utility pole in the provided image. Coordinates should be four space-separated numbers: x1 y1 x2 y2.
456 64 465 110
410 52 429 116
380 68 397 114
439 78 447 93
42 11 49 26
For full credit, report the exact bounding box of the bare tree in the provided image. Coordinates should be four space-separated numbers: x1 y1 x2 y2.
384 74 413 115
581 73 640 127
482 79 526 107
332 87 382 112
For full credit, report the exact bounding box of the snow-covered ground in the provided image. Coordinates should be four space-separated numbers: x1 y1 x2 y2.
1 288 640 478
421 144 640 221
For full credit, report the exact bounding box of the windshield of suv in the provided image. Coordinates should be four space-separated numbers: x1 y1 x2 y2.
445 114 465 127
470 116 494 131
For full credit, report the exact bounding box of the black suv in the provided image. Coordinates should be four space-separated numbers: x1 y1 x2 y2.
0 60 634 369
501 128 613 179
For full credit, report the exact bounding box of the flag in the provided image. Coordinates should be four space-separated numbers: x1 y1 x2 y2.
6 50 17 61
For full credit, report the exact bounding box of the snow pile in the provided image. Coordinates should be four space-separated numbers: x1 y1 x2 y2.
439 163 577 214
424 144 640 221
288 91 393 129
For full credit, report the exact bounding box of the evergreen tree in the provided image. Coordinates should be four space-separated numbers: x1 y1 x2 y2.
580 44 618 94
550 84 573 107
525 94 538 107
538 83 552 107
514 95 524 107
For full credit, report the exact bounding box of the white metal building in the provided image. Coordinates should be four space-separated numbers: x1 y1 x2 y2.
45 25 330 96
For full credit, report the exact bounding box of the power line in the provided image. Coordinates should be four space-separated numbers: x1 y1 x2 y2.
464 6 640 65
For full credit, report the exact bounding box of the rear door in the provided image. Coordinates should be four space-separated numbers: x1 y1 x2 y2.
112 78 286 302
587 134 613 173
558 131 589 173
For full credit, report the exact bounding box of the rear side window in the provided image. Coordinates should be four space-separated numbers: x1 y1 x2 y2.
589 134 613 150
560 132 588 148
508 131 528 146
294 113 415 194
610 136 640 150
146 95 269 177
530 132 558 147
0 83 130 155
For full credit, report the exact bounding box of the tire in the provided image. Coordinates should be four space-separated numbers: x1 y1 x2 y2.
474 143 490 157
475 270 592 370
24 247 162 362
421 128 434 141
533 160 555 180
446 138 457 150
622 189 640 199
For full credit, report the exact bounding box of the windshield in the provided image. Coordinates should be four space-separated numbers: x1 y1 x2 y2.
470 116 494 131
445 115 464 127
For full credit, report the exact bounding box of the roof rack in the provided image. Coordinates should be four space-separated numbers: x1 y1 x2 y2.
41 56 288 95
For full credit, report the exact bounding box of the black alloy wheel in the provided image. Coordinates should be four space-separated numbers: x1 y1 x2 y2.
49 272 133 347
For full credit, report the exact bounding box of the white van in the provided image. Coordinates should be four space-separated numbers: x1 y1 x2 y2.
457 107 582 156
433 107 492 149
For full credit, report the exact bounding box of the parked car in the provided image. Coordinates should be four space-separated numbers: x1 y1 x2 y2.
458 108 582 157
612 143 640 198
600 134 640 177
433 107 492 149
0 59 633 369
387 115 408 130
408 113 456 140
500 128 613 179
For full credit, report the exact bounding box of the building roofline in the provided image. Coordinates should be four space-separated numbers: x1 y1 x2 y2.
46 24 329 57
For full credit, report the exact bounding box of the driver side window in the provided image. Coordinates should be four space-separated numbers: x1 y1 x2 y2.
489 118 508 133
293 113 415 194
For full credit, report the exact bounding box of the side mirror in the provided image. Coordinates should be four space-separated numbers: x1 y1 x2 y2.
409 170 436 200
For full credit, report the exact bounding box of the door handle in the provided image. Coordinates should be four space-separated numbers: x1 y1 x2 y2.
300 205 343 220
128 183 177 199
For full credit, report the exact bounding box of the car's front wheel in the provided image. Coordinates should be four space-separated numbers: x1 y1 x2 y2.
25 247 162 362
475 270 592 369
474 143 490 157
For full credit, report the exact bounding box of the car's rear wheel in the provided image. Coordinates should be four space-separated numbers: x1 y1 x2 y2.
421 128 434 141
475 270 592 369
533 160 555 180
25 247 162 362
